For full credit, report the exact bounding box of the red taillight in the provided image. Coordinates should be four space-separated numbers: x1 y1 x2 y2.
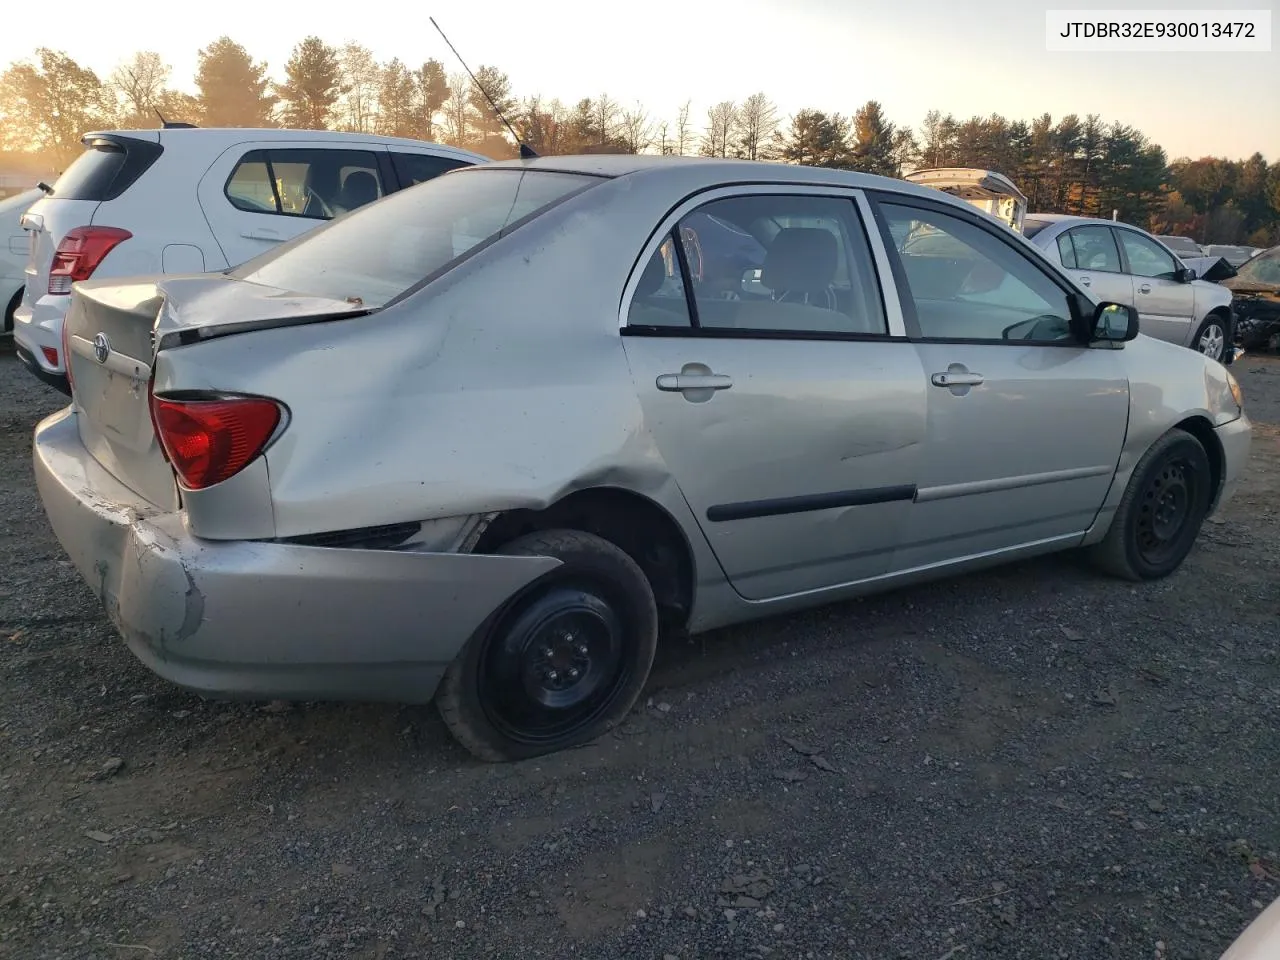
48 226 132 295
41 346 59 367
148 395 283 490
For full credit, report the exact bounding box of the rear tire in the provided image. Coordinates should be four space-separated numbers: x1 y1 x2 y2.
1192 313 1228 361
437 529 659 762
1089 429 1212 581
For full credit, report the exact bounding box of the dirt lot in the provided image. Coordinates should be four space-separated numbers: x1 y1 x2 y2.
1 347 1278 960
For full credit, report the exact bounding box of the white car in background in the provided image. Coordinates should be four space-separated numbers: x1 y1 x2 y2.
14 126 487 393
1023 214 1237 363
0 188 42 336
904 167 1028 233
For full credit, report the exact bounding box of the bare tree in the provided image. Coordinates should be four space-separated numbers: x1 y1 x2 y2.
441 71 474 145
675 100 692 156
700 100 738 158
621 102 652 154
736 92 779 160
592 93 621 148
335 42 380 132
109 51 171 122
655 121 671 155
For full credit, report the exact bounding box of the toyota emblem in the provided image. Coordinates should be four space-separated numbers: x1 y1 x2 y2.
92 333 111 364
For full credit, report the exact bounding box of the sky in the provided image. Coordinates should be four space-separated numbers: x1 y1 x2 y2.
2 0 1277 161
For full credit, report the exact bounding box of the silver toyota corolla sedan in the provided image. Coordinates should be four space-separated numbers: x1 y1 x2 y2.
1022 214 1236 361
33 156 1252 762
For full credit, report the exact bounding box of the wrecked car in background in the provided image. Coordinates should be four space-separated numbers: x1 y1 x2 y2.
34 155 1251 763
1224 244 1280 352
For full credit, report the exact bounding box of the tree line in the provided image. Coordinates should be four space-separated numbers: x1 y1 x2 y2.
1 41 1277 246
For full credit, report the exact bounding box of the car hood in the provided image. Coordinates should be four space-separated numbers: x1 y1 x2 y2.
1222 276 1280 296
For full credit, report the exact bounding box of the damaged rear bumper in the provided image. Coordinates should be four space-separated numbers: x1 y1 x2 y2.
33 408 560 704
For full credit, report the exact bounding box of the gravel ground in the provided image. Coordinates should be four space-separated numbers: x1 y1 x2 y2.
1 345 1278 960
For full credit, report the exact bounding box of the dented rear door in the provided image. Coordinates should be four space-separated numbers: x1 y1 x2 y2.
619 187 927 603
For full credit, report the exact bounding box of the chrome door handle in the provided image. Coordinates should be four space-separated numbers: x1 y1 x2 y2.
242 228 281 241
1139 283 1152 293
931 372 984 387
656 373 733 391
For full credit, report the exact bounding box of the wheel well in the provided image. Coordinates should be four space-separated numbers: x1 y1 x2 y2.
1174 416 1223 505
3 286 20 333
1204 306 1231 328
472 488 696 634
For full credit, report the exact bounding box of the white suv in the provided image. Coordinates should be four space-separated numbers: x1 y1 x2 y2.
14 126 488 393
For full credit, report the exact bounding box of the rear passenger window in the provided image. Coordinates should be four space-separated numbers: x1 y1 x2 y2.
391 152 473 187
627 235 693 328
1056 234 1077 269
628 194 887 335
224 149 385 221
1068 226 1122 272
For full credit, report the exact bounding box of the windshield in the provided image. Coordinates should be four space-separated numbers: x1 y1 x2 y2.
1237 249 1280 285
1022 219 1050 238
231 168 602 308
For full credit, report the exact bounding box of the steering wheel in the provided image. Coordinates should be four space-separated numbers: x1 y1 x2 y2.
302 185 336 219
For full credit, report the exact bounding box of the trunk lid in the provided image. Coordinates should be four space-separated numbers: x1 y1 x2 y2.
66 274 369 510
904 167 1028 233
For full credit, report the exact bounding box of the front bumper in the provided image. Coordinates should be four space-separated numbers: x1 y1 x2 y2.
1212 411 1252 515
33 408 560 704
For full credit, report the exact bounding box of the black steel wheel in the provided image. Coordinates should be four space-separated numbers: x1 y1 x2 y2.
438 529 658 762
1089 429 1213 581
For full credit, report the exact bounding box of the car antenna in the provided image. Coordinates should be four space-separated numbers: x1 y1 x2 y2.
154 108 198 130
428 17 538 159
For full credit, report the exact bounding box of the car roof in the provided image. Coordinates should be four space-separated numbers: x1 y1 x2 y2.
81 127 489 163
1025 213 1162 236
476 154 974 202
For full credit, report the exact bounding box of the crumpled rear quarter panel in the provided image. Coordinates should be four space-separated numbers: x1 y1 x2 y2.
154 175 690 541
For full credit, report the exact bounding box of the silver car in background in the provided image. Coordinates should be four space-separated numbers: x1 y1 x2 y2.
1024 214 1237 361
33 156 1251 762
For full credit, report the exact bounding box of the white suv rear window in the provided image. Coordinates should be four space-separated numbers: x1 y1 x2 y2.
230 168 600 309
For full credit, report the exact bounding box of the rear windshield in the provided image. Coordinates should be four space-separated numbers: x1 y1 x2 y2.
52 136 162 202
1022 219 1050 238
232 168 601 309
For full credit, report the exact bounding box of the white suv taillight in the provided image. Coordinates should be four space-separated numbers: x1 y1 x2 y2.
48 226 132 295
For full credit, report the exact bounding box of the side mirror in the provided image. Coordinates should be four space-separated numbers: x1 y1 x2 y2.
1176 265 1198 282
1091 302 1140 342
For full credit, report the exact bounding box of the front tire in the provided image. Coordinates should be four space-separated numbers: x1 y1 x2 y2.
1192 313 1228 361
1089 429 1213 581
437 529 659 762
